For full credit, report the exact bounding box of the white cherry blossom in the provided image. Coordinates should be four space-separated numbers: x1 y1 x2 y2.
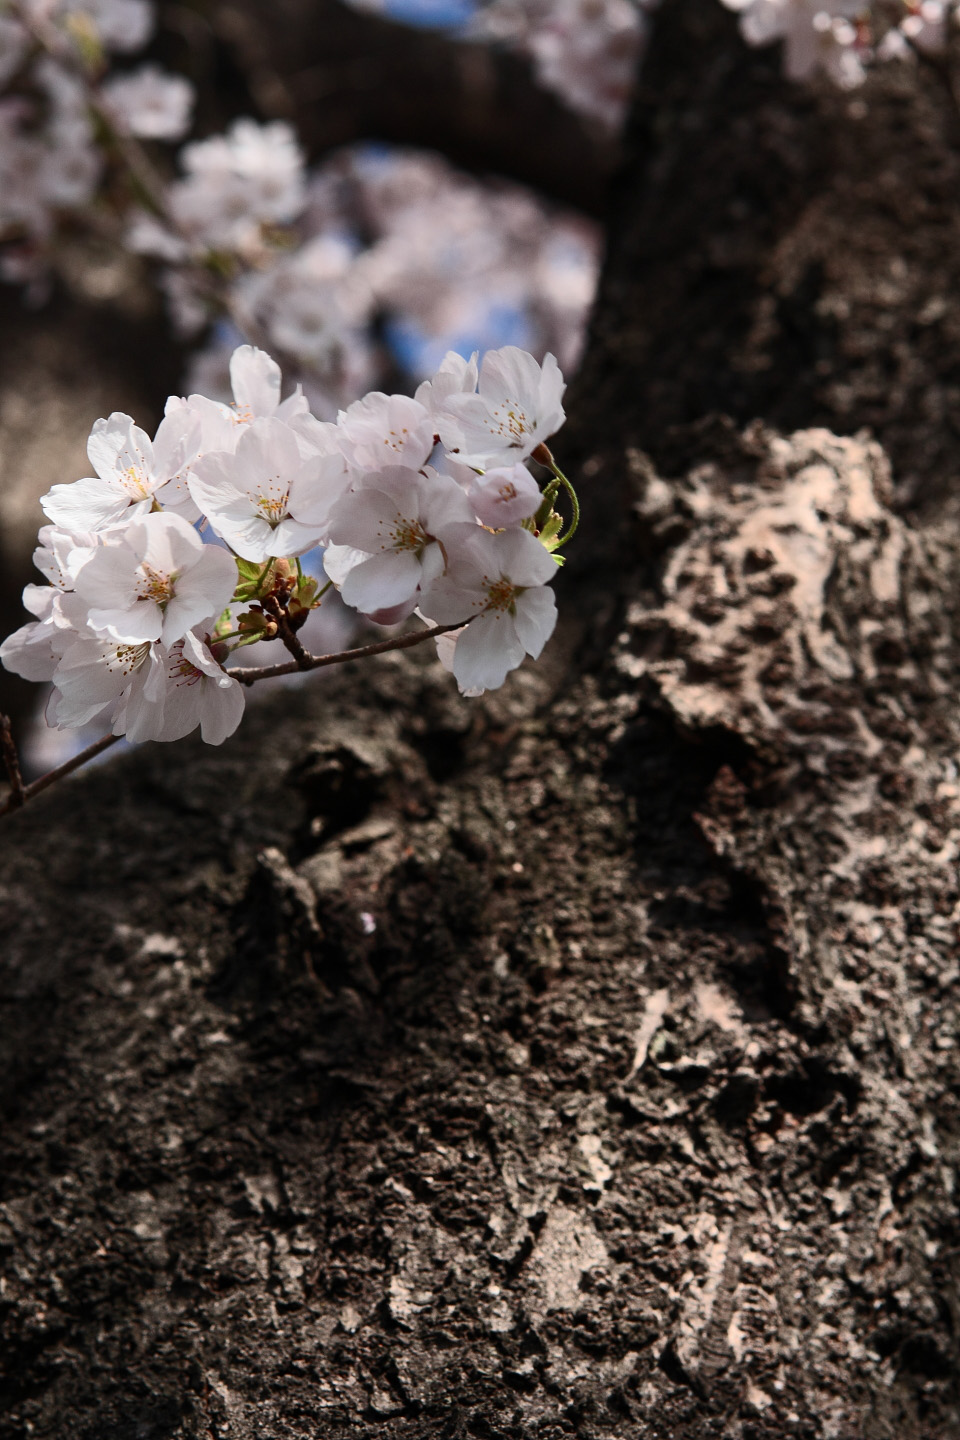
183 344 309 455
142 630 245 744
337 392 436 472
164 119 306 253
723 0 868 84
466 462 542 528
72 511 237 645
420 524 558 691
41 408 202 532
2 344 575 748
49 633 165 739
414 351 479 421
438 346 565 470
0 610 72 683
326 465 475 617
188 416 334 561
99 64 194 141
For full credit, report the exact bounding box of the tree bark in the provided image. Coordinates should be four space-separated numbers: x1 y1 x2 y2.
2 4 960 1437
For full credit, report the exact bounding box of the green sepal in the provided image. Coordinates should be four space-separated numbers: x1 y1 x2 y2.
538 511 564 553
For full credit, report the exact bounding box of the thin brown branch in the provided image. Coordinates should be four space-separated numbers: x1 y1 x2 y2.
0 622 464 818
228 619 464 684
0 731 120 820
0 713 26 809
262 595 313 670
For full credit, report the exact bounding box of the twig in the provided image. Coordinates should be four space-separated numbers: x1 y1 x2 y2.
0 732 121 820
228 620 464 684
262 594 312 670
0 714 27 809
0 621 465 819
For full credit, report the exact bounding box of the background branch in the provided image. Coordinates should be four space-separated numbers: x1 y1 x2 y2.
215 0 616 216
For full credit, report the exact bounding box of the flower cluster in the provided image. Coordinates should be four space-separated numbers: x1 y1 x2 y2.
0 344 575 746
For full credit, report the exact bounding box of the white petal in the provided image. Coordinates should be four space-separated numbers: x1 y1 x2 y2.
512 585 557 659
452 612 524 692
229 345 281 417
341 550 422 614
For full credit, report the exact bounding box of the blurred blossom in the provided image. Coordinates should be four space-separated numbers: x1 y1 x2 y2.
100 64 194 141
472 0 649 130
182 144 601 412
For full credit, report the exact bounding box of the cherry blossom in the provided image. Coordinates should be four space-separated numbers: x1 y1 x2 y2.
337 392 437 472
437 346 566 469
0 607 72 683
142 630 245 744
72 510 237 645
722 0 869 84
466 462 542 528
414 351 479 420
420 524 558 691
159 119 306 255
99 64 194 141
325 465 475 617
48 633 164 739
188 416 336 561
526 0 647 131
42 406 205 533
181 345 310 455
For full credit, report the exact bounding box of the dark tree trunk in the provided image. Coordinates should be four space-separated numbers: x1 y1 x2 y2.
2 4 960 1438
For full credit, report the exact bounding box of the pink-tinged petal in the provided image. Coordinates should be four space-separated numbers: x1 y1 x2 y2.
188 451 245 515
365 598 419 626
418 469 476 531
199 675 245 744
229 345 281 417
327 484 405 553
277 385 310 423
139 510 204 574
288 411 346 460
415 351 479 417
340 549 422 614
22 584 55 621
417 573 484 626
512 585 557 659
467 463 541 527
0 620 62 682
479 346 542 406
418 541 445 590
120 650 168 743
215 514 275 561
451 611 525 692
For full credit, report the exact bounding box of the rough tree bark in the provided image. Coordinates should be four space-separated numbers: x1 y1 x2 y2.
2 3 960 1438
